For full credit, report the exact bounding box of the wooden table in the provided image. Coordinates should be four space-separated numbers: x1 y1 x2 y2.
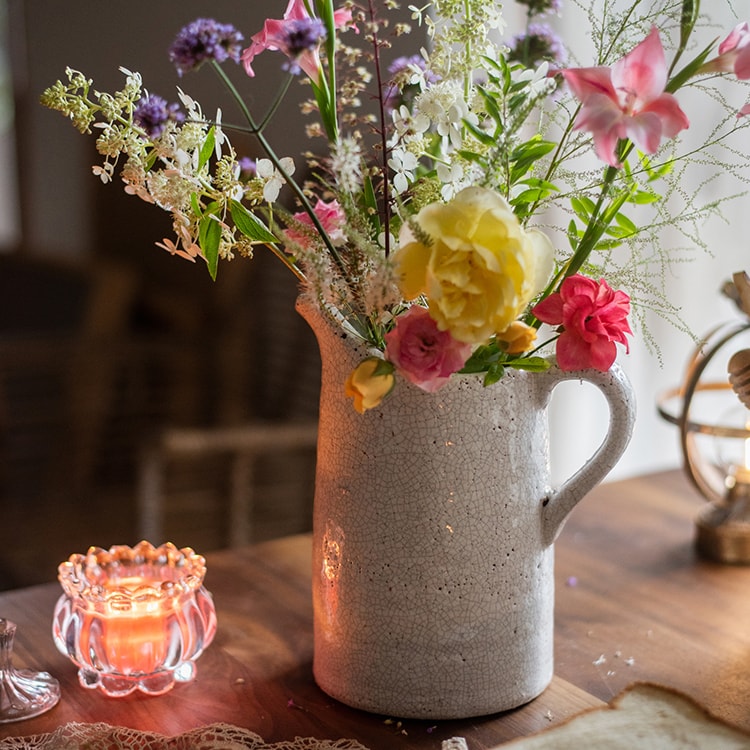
1 470 749 746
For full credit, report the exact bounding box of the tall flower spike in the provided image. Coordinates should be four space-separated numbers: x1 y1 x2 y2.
562 27 689 167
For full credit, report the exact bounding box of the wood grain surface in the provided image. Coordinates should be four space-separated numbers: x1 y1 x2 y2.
0 470 748 747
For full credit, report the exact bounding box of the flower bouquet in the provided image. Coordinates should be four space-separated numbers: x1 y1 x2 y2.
41 0 750 413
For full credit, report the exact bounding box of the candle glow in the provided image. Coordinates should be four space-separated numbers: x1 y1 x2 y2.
53 541 216 697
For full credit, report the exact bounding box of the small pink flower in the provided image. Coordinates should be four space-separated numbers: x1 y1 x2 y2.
384 306 472 393
562 27 689 167
532 275 631 372
703 22 750 80
242 0 355 81
284 198 346 250
738 103 750 118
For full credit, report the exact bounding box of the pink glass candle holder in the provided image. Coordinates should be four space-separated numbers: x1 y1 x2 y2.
52 541 217 697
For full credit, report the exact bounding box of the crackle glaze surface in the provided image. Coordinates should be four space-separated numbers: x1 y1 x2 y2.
298 298 635 720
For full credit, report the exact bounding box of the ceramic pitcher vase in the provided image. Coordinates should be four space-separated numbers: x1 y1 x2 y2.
298 297 635 720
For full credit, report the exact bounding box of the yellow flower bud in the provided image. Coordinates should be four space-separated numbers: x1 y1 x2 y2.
497 321 538 354
345 358 396 413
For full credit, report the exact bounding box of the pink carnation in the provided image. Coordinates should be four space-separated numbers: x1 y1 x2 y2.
284 198 346 250
384 306 472 393
532 275 631 372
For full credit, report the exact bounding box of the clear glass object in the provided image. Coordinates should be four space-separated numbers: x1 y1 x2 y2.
52 541 217 697
0 618 60 723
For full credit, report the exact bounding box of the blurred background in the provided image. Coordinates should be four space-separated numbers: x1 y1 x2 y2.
1 1 748 588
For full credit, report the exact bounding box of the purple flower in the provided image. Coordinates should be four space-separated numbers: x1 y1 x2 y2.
508 23 567 68
388 54 425 77
169 18 244 76
384 55 437 112
280 18 327 75
133 95 184 138
239 156 257 176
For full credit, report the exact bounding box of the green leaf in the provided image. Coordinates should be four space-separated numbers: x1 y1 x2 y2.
593 237 624 250
483 362 505 386
461 342 501 373
614 212 637 234
369 358 395 377
463 118 496 147
571 195 595 221
476 85 503 127
144 149 158 172
604 225 633 239
511 187 553 206
509 139 556 181
456 149 486 164
628 190 660 205
519 177 559 192
672 0 700 74
505 356 551 372
230 200 278 243
361 175 381 233
567 219 580 250
190 192 203 217
667 39 716 93
198 126 216 172
199 214 222 281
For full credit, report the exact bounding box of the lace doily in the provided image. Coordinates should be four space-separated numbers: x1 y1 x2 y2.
0 723 371 750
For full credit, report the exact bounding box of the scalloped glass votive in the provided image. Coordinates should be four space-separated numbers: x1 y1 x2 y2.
52 541 217 697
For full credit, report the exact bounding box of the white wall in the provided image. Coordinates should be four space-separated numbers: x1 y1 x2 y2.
539 0 750 483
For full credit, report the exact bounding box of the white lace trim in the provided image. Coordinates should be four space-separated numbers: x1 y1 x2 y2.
0 723 371 750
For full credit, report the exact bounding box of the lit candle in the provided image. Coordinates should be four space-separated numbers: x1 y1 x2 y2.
83 577 171 675
53 541 217 696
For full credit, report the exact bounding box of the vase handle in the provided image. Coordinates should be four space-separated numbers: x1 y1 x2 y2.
539 363 636 546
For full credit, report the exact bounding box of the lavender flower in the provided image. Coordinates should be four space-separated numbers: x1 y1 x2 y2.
385 55 438 112
169 18 244 76
508 23 567 68
133 94 184 138
239 156 257 176
281 18 327 75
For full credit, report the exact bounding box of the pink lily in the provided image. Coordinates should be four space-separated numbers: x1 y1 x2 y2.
562 27 689 167
701 22 750 80
242 0 355 81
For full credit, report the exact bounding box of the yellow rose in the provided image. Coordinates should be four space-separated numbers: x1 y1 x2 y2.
394 186 554 344
345 358 396 413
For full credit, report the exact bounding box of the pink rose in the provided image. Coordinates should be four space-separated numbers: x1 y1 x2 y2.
532 275 631 372
384 306 472 392
284 198 346 250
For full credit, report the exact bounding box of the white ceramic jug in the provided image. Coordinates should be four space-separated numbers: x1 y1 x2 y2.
299 298 635 719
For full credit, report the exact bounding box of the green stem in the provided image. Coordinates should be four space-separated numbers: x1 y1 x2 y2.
463 0 472 102
210 61 349 279
367 0 392 257
257 73 294 132
262 241 307 282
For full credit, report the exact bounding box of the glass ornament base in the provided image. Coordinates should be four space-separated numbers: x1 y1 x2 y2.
0 619 60 723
